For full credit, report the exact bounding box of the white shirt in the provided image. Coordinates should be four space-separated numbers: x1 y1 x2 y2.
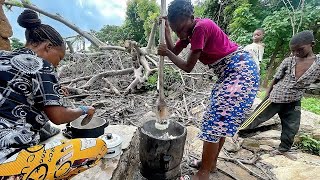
244 42 264 71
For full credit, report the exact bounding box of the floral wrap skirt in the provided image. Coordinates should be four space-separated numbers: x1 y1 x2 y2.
198 50 259 143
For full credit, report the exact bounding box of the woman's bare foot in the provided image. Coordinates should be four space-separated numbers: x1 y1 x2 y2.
189 159 217 172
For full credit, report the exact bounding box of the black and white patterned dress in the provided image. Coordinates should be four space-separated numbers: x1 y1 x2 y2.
0 48 64 163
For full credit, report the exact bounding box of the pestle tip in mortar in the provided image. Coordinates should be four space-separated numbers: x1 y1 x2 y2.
155 121 169 130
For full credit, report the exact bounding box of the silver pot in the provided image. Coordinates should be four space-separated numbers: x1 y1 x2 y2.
101 133 122 159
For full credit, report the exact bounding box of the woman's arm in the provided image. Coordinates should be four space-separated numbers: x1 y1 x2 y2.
158 44 201 73
162 17 184 55
44 106 95 125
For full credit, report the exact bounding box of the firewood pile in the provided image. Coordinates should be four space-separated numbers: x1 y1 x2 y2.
58 43 216 127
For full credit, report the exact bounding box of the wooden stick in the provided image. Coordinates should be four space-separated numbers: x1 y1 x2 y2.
146 55 158 67
179 70 191 118
156 0 168 123
102 77 121 96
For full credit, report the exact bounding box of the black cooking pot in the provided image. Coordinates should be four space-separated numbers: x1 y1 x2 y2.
64 117 109 138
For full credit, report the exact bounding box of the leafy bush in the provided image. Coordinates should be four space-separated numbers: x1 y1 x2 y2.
297 134 320 155
146 67 181 91
259 58 269 83
301 96 320 115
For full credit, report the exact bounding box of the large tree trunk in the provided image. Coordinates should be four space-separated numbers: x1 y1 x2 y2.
0 0 13 50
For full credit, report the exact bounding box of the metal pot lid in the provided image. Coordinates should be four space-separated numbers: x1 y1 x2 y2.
103 133 122 148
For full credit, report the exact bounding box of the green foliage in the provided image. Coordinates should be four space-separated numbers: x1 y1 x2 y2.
146 66 181 91
136 0 159 38
301 96 320 115
298 134 320 155
90 0 159 49
193 0 205 18
10 37 24 49
146 73 158 90
259 58 269 83
91 25 127 46
124 0 159 46
8 0 23 7
229 3 260 45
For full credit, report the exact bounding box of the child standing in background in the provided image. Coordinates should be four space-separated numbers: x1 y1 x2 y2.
244 28 265 71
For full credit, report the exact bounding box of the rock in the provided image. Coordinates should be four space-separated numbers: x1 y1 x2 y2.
261 152 320 180
242 139 260 152
312 129 320 141
185 126 202 156
260 145 274 151
233 149 254 159
258 115 280 127
243 137 280 151
217 160 258 180
72 158 117 180
224 137 242 152
259 139 281 148
191 105 204 115
190 105 205 125
299 110 320 133
251 130 281 140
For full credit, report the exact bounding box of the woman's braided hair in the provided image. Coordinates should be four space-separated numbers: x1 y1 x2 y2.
167 0 194 23
17 9 64 47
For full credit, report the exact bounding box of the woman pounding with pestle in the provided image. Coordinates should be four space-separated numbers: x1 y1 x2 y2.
157 0 259 179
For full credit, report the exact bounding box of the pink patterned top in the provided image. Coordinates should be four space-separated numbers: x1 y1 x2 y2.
176 18 238 64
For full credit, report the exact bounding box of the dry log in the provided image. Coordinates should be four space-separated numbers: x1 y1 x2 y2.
99 46 126 51
145 21 158 53
146 55 158 67
60 68 134 85
139 55 157 82
179 70 191 118
124 66 143 94
102 77 121 95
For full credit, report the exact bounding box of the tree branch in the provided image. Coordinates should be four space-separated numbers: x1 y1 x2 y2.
4 0 105 47
146 20 158 53
60 68 134 84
